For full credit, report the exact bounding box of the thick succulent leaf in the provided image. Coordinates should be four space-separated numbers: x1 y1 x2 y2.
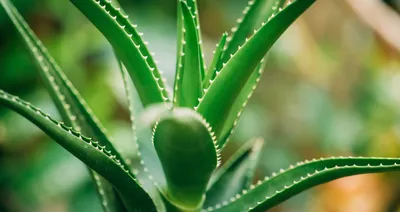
69 0 169 106
0 0 131 210
203 33 227 89
117 59 167 211
0 90 156 212
207 157 400 212
89 173 129 212
218 61 266 147
173 1 203 108
216 0 287 147
1 0 130 174
183 0 206 79
205 138 264 208
153 108 219 210
221 0 286 64
197 0 315 139
174 2 184 105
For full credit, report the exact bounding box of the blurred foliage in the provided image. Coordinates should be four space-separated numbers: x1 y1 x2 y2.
0 0 400 211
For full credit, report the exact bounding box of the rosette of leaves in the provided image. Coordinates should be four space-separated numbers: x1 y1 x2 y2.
1 0 400 211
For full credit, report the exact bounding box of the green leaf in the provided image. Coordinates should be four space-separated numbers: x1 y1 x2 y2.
183 0 206 80
221 0 286 64
173 1 203 108
0 0 132 210
174 2 184 106
197 0 315 141
117 58 167 211
69 0 169 106
215 0 287 146
0 90 156 212
153 108 219 210
205 138 264 208
1 0 131 176
207 156 400 212
203 33 227 89
218 61 266 147
90 173 129 212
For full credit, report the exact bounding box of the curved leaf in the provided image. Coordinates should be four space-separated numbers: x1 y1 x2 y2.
207 1 285 141
89 174 129 212
207 156 400 212
117 58 167 211
203 33 227 89
221 0 286 64
3 4 128 168
197 0 315 139
69 0 169 106
217 0 287 147
174 1 203 108
218 61 266 147
0 90 156 212
174 1 185 105
153 108 218 210
205 138 264 208
0 0 132 210
183 0 206 79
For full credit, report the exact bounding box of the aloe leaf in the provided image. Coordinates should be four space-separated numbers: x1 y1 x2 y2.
205 138 264 208
183 0 206 80
69 0 169 106
153 108 219 210
89 174 129 212
1 0 131 175
203 33 227 89
0 90 156 212
173 1 203 108
117 58 167 211
0 1 133 210
216 0 287 147
218 61 266 147
197 0 315 140
221 0 286 64
206 157 400 212
174 2 184 106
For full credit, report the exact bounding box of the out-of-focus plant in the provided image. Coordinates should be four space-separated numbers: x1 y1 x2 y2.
1 0 400 211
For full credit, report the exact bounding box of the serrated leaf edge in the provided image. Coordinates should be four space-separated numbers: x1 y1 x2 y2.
204 156 400 211
223 0 284 59
173 15 186 105
207 138 261 190
194 1 292 111
92 0 170 103
203 32 228 89
151 110 221 169
1 1 131 209
0 89 158 210
118 60 171 212
182 0 206 76
173 0 204 108
218 61 265 147
0 90 132 174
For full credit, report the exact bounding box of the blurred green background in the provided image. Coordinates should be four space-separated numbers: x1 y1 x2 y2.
1 0 400 211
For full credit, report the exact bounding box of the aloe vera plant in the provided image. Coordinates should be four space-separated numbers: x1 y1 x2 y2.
1 0 400 211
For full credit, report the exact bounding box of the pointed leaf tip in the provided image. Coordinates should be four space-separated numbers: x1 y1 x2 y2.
174 1 204 108
0 90 157 212
197 0 315 145
210 156 400 212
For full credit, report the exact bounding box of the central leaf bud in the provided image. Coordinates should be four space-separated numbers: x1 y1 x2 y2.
153 108 218 210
